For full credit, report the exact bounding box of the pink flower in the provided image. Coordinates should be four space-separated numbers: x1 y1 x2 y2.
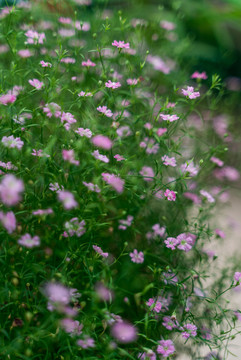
97 106 113 118
130 249 144 264
147 55 174 74
60 319 83 336
114 154 125 161
116 125 132 138
32 149 50 158
49 182 63 192
78 91 93 97
75 127 92 138
25 30 45 44
0 211 16 233
58 17 72 24
105 80 121 89
2 135 24 149
200 190 215 203
146 298 162 313
162 155 176 167
29 78 44 90
111 321 137 343
0 175 24 206
63 218 86 237
182 324 197 338
18 233 40 248
32 208 53 216
18 49 33 58
61 57 76 64
0 94 16 105
183 192 201 204
62 149 79 166
162 316 178 330
215 228 225 238
157 339 175 357
180 161 199 177
58 28 75 37
213 166 239 181
156 128 167 136
160 114 179 122
138 350 156 360
83 182 100 193
102 173 124 193
82 59 96 67
118 215 133 230
57 190 78 209
139 137 159 154
182 86 200 99
164 189 176 201
93 245 108 258
92 150 109 163
191 71 207 80
234 272 241 283
40 60 52 67
160 20 176 30
91 135 113 150
77 337 95 349
44 282 71 305
176 233 194 252
166 102 176 108
127 78 138 85
112 40 130 49
164 237 178 250
210 156 224 167
140 166 155 182
61 112 77 130
43 103 61 118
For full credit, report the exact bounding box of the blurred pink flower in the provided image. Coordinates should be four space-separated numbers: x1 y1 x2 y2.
18 233 40 248
58 190 78 209
0 211 16 233
112 40 130 49
29 78 44 90
0 174 24 206
102 173 124 193
111 321 137 343
91 135 113 150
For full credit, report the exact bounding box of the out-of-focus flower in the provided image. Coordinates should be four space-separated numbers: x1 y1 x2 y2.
91 135 113 150
58 191 78 209
102 173 124 193
157 339 175 357
18 234 40 248
29 78 44 90
2 135 24 149
112 40 130 49
0 175 24 206
140 166 155 181
0 211 16 234
111 321 137 343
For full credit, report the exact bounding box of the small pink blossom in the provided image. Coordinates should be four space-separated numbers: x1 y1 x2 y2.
164 237 178 250
2 135 24 149
166 102 176 108
156 128 167 136
78 91 93 97
160 20 176 30
114 154 125 161
43 103 61 118
75 127 92 138
139 137 159 154
58 190 78 209
181 323 197 338
32 208 53 216
127 78 139 85
82 59 96 67
77 337 95 349
162 155 177 167
102 173 124 193
234 272 241 283
111 321 137 343
146 298 162 313
97 106 113 118
105 80 121 89
25 30 45 44
176 233 194 252
157 339 175 357
200 190 215 203
210 156 224 167
191 71 207 80
183 192 201 204
29 78 44 90
61 318 83 336
130 249 144 264
62 150 79 166
49 182 64 193
112 40 130 49
118 215 133 230
18 49 33 58
92 150 109 163
91 135 113 150
139 166 155 182
0 211 16 234
182 86 200 99
61 112 77 131
0 175 24 206
93 245 108 258
63 218 86 237
215 228 226 238
164 189 176 201
32 149 50 157
18 233 40 248
83 182 100 193
181 161 199 177
160 114 179 122
162 316 179 330
116 125 132 138
61 57 76 64
40 60 52 67
0 93 17 105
